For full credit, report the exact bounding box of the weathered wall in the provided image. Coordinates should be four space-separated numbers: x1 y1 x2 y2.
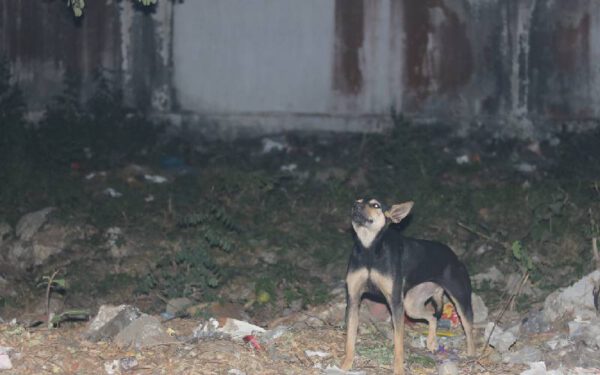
2 0 600 138
0 0 172 115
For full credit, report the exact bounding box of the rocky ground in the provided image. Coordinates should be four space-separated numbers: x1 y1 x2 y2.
1 125 600 374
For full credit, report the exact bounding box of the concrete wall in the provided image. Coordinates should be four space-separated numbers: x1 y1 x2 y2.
2 0 600 138
0 0 172 115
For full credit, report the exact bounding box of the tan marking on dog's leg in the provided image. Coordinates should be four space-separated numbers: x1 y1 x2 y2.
342 269 368 370
426 316 438 352
371 271 404 374
448 294 475 356
392 309 405 375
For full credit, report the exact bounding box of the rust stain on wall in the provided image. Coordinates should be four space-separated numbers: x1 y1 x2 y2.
436 2 472 92
554 13 589 72
333 0 364 95
403 0 429 95
402 0 472 102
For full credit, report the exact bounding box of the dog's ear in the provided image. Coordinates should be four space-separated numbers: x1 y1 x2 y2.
385 201 414 223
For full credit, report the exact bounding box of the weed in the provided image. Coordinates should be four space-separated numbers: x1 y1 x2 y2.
143 204 238 299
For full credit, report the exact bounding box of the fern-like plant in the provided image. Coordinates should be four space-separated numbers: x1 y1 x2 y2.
144 204 239 299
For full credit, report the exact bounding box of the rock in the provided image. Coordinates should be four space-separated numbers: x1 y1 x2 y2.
543 270 600 323
544 335 570 350
503 346 543 364
324 365 366 375
119 356 138 371
114 315 174 349
0 222 11 247
304 350 330 358
521 309 551 334
84 305 142 342
165 297 193 315
438 360 459 375
6 242 32 269
520 362 548 375
548 342 600 369
0 347 13 370
15 207 55 241
472 292 488 324
472 266 503 287
484 322 518 353
261 325 289 343
568 317 600 349
31 224 68 265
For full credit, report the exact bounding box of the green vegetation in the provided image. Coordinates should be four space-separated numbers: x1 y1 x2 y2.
2 57 600 317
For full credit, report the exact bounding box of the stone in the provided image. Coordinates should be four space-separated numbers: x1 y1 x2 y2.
521 309 551 334
472 292 488 324
502 346 543 364
6 242 32 269
15 207 55 241
543 270 600 323
484 322 518 353
438 360 459 375
31 224 68 265
472 266 503 287
520 362 548 375
0 347 13 370
544 335 570 351
165 297 194 315
0 222 12 247
568 317 600 349
84 305 142 342
261 325 289 343
114 315 174 349
324 365 366 375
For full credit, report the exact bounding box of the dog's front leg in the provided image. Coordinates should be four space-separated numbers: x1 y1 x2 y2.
341 269 366 371
341 294 360 370
390 301 406 375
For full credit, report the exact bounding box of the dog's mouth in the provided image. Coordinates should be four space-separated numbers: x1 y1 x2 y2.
351 206 372 226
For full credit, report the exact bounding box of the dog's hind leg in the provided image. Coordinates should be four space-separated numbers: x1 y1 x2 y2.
404 282 444 352
442 264 475 356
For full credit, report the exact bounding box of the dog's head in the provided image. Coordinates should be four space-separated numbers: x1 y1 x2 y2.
351 198 414 248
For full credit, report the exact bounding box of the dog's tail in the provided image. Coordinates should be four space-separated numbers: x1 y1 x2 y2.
439 263 474 323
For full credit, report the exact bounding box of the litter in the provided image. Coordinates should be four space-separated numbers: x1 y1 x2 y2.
144 174 168 184
103 188 122 198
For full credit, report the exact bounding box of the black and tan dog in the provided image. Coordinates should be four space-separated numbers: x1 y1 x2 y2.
341 198 475 375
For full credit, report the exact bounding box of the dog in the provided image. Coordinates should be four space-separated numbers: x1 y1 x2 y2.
340 198 475 375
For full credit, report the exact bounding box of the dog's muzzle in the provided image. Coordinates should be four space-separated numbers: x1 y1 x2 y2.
351 203 372 226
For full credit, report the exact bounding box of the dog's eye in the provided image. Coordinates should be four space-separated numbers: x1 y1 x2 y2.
371 203 380 209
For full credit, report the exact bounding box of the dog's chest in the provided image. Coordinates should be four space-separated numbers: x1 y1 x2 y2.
347 267 393 299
